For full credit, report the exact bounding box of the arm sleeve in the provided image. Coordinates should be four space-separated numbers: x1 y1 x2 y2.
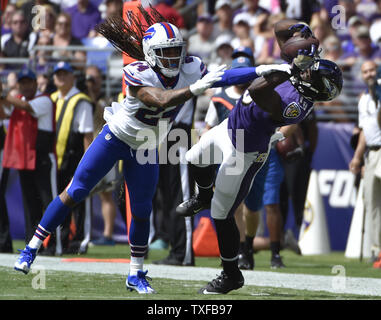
211 67 259 88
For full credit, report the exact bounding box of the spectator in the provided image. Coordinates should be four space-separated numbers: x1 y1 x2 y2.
187 14 215 66
51 12 86 67
233 0 269 27
349 60 381 263
280 0 321 24
231 46 255 65
231 13 254 53
20 0 60 32
356 0 378 22
50 61 94 254
152 0 186 30
340 25 381 101
322 35 353 71
1 10 38 68
65 0 102 40
81 0 121 74
214 0 234 38
369 0 381 24
209 33 234 70
34 33 54 74
0 69 57 255
335 0 358 43
256 13 285 64
347 25 381 62
342 15 369 56
104 0 123 18
36 73 56 94
85 65 120 246
33 4 57 38
1 3 16 36
309 15 334 45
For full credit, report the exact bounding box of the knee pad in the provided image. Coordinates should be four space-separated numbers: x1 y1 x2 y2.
66 185 90 203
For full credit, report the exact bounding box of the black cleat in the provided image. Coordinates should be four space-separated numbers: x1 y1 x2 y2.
238 250 254 270
176 194 211 217
271 254 285 269
198 271 244 294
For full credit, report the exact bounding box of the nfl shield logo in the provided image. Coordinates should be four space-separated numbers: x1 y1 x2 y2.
283 102 301 118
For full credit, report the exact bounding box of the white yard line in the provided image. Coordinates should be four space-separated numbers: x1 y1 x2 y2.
1 254 381 297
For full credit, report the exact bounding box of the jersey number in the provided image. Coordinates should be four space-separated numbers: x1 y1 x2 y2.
135 104 184 126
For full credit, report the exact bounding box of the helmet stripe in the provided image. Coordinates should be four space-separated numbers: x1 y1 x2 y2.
160 22 175 39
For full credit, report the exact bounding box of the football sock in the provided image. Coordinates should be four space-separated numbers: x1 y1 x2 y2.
189 164 215 202
239 241 245 253
245 235 254 252
28 225 50 250
214 217 241 279
128 217 149 275
28 196 71 250
129 256 144 276
270 241 281 257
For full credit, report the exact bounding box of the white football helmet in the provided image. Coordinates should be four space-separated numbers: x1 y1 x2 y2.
142 22 186 78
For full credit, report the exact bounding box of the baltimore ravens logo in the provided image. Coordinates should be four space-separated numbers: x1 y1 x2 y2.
283 102 301 118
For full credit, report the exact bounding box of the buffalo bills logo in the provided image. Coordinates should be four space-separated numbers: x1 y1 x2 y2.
143 27 156 41
283 102 301 118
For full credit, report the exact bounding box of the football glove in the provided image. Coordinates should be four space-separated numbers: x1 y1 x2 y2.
288 23 313 38
292 44 317 72
189 64 227 96
256 64 292 77
285 146 305 162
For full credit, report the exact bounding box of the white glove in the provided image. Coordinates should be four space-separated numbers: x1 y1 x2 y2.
189 64 227 96
255 64 292 76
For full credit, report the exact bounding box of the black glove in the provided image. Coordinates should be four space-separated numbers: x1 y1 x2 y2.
292 44 318 73
285 146 305 162
288 23 313 39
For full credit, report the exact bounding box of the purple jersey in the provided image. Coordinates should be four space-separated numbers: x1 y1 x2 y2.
228 80 314 153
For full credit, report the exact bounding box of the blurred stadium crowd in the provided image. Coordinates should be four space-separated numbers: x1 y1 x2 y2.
2 0 381 122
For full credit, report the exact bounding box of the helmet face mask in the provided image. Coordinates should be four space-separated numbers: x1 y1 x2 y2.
142 23 186 78
291 59 343 102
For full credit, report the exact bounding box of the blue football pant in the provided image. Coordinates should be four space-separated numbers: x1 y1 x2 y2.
66 125 159 246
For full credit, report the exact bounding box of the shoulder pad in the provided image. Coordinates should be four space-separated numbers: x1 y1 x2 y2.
123 61 155 87
182 56 207 76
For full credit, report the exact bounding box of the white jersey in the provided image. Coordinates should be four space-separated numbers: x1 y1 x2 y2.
104 56 207 150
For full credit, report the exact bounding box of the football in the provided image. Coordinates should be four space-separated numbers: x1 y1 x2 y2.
276 136 298 160
280 35 320 63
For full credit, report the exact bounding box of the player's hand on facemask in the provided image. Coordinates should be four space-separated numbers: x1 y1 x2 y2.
255 64 292 77
189 64 227 96
292 44 317 72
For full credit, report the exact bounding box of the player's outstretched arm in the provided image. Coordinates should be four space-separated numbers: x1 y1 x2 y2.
129 65 226 108
274 19 313 48
130 85 195 109
211 64 291 88
248 71 291 122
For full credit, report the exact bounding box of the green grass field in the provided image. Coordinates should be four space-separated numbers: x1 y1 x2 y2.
1 240 381 301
